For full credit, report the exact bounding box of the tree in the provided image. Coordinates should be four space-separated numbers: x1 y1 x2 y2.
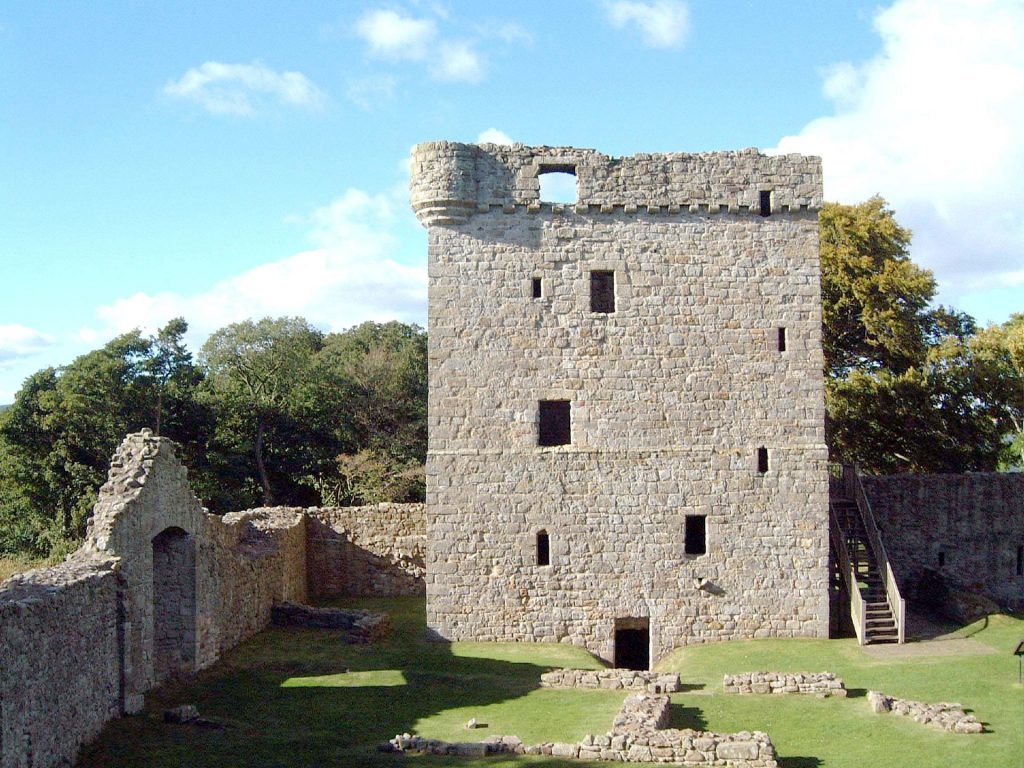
969 314 1024 468
821 198 1016 473
302 321 428 503
199 317 325 506
0 320 211 554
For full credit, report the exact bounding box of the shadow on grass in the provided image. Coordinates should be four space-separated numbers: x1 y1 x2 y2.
845 687 868 699
676 682 705 693
778 757 823 768
667 702 708 731
77 597 613 768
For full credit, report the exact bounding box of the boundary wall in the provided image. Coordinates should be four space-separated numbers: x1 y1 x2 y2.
861 473 1024 612
0 431 425 768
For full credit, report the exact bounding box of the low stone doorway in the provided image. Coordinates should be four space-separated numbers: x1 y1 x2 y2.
614 617 650 670
152 526 196 683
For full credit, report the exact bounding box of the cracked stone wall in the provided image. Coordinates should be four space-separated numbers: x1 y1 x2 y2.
413 142 830 664
861 473 1024 611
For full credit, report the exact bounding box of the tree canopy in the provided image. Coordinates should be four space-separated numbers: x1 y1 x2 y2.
822 199 1019 473
0 318 428 557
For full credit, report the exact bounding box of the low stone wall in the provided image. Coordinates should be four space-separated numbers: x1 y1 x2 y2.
723 672 846 697
387 685 777 766
305 504 425 598
867 692 983 733
540 668 682 693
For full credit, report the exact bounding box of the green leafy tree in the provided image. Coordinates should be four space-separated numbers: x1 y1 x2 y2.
0 320 209 554
822 198 1015 473
199 317 325 506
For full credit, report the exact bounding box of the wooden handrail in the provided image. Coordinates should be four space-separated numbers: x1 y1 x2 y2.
851 469 906 644
829 504 866 645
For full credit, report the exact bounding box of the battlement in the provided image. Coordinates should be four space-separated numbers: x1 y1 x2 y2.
410 141 822 226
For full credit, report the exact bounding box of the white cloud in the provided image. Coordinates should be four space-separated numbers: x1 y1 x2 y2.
355 9 437 59
84 186 427 349
477 128 514 146
605 0 690 49
770 0 1024 307
353 6 520 84
431 40 486 82
0 324 56 365
163 61 327 117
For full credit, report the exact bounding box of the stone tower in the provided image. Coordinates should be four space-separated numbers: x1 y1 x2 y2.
411 142 829 667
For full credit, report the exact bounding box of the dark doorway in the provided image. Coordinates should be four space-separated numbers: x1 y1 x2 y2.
614 617 650 670
152 526 197 683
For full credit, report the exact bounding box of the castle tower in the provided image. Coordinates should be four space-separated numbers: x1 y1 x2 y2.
411 142 829 667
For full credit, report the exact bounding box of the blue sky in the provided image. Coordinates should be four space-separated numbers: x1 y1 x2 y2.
1 0 1022 402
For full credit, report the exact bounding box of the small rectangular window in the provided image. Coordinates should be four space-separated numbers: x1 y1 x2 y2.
777 327 787 352
538 400 571 446
685 515 707 556
591 270 615 313
938 551 946 568
759 190 772 217
1017 545 1023 576
532 277 542 298
537 530 550 566
757 447 769 474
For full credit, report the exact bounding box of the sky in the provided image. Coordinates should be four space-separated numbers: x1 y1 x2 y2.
1 0 1022 403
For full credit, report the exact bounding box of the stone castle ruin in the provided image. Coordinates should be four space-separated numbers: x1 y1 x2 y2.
1 142 1022 768
410 142 831 666
0 431 423 768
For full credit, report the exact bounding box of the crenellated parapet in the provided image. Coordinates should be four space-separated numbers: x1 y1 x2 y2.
409 141 822 226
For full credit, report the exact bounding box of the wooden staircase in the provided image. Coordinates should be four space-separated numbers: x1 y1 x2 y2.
829 466 905 645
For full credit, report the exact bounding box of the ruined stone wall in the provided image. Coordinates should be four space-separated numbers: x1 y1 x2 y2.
0 432 308 768
414 142 830 664
0 555 120 768
861 473 1024 611
306 504 425 597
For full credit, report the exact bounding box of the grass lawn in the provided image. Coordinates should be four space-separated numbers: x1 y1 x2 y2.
78 598 1024 767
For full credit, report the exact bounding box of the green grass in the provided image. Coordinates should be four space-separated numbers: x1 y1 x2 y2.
658 614 1024 768
77 599 1024 767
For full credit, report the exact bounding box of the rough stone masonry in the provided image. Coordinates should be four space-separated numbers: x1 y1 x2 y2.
411 141 830 665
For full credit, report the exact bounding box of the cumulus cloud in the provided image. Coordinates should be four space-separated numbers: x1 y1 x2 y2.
604 0 690 49
770 0 1024 308
352 7 505 85
164 61 327 116
355 9 437 59
0 325 56 365
477 128 515 145
431 41 486 82
82 187 426 348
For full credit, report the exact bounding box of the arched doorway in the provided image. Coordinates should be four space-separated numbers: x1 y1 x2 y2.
152 526 196 683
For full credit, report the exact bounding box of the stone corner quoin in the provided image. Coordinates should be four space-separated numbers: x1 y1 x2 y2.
411 141 830 666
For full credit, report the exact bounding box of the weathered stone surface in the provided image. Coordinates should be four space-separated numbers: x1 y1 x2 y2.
305 504 425 598
724 671 846 697
867 691 983 733
860 474 1024 613
541 667 681 692
414 142 830 662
